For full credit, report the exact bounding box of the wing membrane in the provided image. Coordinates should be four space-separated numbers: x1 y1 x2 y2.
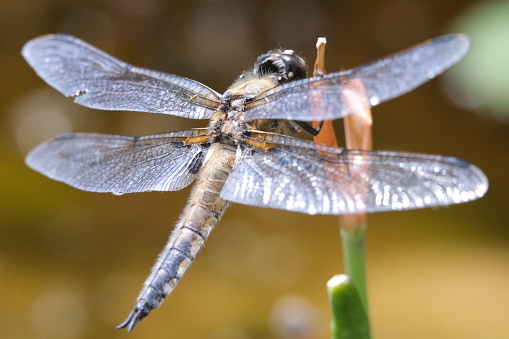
22 34 220 119
26 129 210 194
244 34 470 122
221 136 488 215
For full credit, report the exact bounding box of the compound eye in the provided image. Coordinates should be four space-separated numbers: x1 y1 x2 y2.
255 55 281 77
281 54 307 80
253 50 307 83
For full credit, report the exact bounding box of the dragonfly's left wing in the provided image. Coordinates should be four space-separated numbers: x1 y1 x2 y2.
244 34 470 122
22 34 220 119
221 136 487 215
26 129 210 194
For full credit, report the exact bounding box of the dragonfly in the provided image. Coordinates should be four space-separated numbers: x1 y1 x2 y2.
22 33 488 331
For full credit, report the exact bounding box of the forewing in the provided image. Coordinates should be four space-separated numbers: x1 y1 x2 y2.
26 129 210 194
244 34 470 122
21 34 220 119
221 136 488 215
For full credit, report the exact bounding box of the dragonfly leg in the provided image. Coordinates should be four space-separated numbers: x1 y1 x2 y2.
294 120 324 136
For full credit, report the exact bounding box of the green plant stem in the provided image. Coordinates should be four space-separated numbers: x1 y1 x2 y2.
327 275 370 339
340 221 368 311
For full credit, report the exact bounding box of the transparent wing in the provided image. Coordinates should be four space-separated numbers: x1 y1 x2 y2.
244 34 470 122
221 135 488 215
21 34 221 119
26 129 210 194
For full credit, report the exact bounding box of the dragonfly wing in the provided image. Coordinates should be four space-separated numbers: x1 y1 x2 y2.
22 34 220 119
26 129 210 194
220 137 487 215
244 34 470 122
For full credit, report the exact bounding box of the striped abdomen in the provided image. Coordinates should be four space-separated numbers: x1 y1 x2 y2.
118 143 237 331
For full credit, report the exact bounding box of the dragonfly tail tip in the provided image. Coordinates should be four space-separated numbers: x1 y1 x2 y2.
117 306 149 332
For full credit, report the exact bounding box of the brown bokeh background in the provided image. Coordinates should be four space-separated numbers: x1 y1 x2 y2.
1 0 508 338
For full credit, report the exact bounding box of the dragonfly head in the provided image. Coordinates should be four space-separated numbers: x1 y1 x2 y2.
253 49 307 84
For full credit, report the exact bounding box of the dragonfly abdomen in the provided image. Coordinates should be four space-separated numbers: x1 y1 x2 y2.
118 143 237 331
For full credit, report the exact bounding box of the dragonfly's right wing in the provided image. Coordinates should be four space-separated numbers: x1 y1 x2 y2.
22 34 221 119
244 34 470 122
26 129 211 194
221 135 488 215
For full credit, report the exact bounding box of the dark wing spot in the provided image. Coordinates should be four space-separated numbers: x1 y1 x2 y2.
187 143 210 174
170 141 185 147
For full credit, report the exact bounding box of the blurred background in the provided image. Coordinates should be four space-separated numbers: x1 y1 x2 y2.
1 0 508 338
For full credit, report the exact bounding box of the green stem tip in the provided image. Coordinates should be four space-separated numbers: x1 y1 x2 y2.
327 274 371 339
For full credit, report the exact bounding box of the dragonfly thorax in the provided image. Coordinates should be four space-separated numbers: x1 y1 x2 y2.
208 109 247 144
219 116 247 142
